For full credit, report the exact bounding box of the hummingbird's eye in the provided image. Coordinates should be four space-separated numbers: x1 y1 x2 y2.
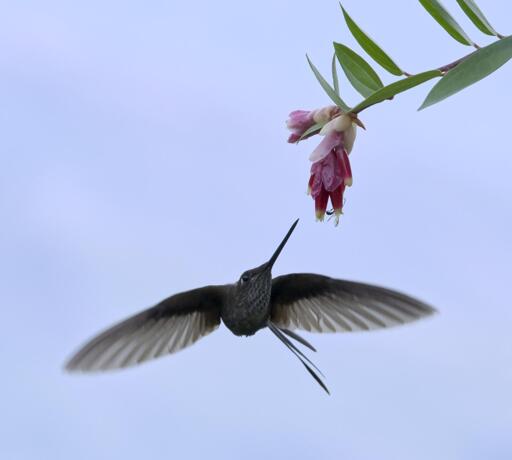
241 274 250 283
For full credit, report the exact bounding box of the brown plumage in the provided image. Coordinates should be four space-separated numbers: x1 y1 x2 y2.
65 219 436 393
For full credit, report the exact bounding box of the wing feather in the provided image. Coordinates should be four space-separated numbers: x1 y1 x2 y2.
65 285 227 372
270 274 435 333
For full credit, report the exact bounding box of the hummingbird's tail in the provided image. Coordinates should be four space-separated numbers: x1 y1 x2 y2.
268 322 329 395
279 328 316 352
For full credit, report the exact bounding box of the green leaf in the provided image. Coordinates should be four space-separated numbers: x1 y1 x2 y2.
351 70 442 114
419 0 475 46
306 54 350 112
331 54 340 95
298 122 323 142
419 35 512 110
340 4 403 76
334 42 383 98
456 0 498 36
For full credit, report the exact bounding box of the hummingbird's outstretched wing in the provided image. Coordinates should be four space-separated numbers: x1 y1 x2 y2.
270 274 435 333
65 285 228 372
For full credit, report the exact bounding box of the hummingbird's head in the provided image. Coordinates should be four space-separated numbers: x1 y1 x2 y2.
237 264 270 287
234 263 273 312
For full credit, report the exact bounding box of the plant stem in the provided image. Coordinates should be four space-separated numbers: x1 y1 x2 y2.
431 35 508 74
437 50 477 74
346 35 508 117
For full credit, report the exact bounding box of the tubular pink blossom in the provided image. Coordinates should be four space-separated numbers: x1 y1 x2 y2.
286 110 314 130
286 106 340 144
314 188 329 221
286 105 359 224
308 148 353 224
329 185 344 217
286 110 315 143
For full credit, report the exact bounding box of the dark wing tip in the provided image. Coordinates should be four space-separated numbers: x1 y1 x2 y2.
63 353 99 374
63 358 78 373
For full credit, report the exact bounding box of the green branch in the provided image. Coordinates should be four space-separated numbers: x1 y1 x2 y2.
308 2 511 117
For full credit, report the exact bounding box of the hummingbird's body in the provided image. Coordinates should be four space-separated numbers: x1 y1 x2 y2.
222 265 272 336
66 220 436 393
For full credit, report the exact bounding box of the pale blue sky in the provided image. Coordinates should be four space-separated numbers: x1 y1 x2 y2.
1 1 511 459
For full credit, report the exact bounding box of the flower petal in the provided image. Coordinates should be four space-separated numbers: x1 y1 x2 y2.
309 166 324 198
319 114 351 135
319 118 336 136
344 124 357 154
315 189 329 221
307 174 315 195
312 106 339 124
341 149 353 186
320 150 344 192
287 132 302 143
286 110 314 130
309 130 344 162
329 185 345 213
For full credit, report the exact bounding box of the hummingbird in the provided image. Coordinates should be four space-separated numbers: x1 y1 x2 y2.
65 219 436 393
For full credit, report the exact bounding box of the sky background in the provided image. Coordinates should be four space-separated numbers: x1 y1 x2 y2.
1 1 511 459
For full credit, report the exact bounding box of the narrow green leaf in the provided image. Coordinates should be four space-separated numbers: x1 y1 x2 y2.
340 4 403 76
351 70 442 114
306 55 350 112
299 122 323 142
419 35 512 110
331 54 340 95
456 0 498 36
419 0 475 46
334 42 383 98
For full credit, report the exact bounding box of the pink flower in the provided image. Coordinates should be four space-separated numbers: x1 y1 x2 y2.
306 114 355 224
286 110 314 143
308 148 352 224
287 106 362 224
286 106 339 143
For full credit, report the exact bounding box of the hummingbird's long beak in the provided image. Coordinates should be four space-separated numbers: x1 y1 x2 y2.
266 219 299 269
